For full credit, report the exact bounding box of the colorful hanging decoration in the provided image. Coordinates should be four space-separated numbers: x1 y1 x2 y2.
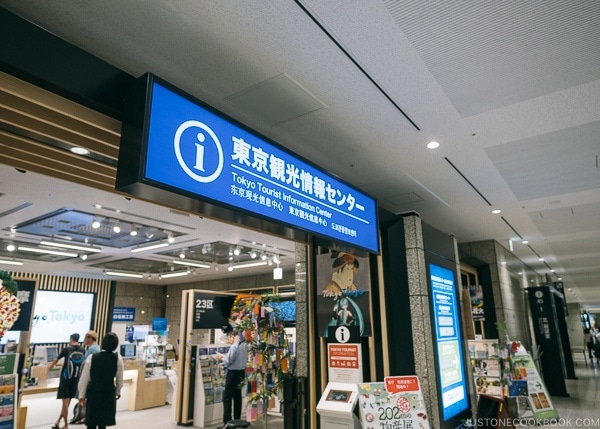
228 292 291 422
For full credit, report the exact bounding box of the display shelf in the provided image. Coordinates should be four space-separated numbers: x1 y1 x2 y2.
468 339 505 398
193 343 229 427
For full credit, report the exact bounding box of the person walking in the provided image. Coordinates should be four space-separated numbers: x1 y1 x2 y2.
71 331 102 424
218 326 248 427
584 328 594 361
77 332 124 429
48 333 85 429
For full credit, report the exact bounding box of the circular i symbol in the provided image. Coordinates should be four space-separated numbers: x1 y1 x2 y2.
174 120 224 183
335 326 351 343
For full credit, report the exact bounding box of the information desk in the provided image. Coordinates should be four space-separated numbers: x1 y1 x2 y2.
21 360 166 427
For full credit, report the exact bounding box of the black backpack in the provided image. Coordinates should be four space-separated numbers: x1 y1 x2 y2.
64 349 85 380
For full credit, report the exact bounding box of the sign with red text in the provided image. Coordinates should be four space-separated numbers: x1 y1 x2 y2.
327 343 362 383
358 377 430 429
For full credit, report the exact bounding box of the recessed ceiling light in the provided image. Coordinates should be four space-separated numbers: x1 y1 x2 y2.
427 141 440 149
70 147 90 155
539 257 544 262
521 240 529 244
492 209 501 214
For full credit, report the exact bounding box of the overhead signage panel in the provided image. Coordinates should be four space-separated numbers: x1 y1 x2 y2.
139 77 378 253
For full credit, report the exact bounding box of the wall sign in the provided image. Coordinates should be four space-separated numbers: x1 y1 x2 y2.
113 307 136 322
118 74 379 253
192 292 235 329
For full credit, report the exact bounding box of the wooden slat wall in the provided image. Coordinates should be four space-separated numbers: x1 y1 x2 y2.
0 70 121 192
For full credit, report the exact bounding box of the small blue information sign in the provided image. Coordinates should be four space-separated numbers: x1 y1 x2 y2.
113 307 136 322
152 317 168 331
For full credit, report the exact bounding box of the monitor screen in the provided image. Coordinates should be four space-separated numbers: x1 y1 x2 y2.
45 346 58 363
30 291 96 344
120 343 137 358
270 300 296 323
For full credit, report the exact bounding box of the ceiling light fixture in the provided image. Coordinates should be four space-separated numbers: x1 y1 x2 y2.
492 209 502 214
521 240 529 244
231 261 268 270
79 253 88 261
131 240 169 253
104 270 144 279
6 243 15 252
250 250 257 259
173 259 210 269
92 218 101 229
112 221 121 233
159 270 190 279
427 141 440 149
167 232 175 244
18 245 78 257
233 246 241 256
227 264 234 272
179 248 187 259
70 146 90 155
0 259 24 266
261 253 267 261
130 225 139 236
39 239 101 253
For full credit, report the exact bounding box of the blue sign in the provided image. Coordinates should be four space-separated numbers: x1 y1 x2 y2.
429 264 469 422
152 317 168 331
141 79 379 253
113 307 136 322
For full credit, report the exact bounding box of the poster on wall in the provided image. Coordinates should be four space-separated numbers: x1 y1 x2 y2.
357 376 430 429
468 284 485 321
11 279 35 332
315 252 371 337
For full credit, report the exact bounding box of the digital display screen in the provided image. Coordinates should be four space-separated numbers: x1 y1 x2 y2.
269 300 296 323
46 346 58 363
139 79 379 253
326 389 352 403
30 291 95 344
120 344 136 358
429 263 469 421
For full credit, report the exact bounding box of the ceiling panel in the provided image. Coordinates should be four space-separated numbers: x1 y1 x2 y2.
384 0 600 116
485 121 600 201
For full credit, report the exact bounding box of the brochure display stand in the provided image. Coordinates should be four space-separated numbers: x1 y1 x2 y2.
507 344 558 421
193 340 230 427
0 354 18 429
316 382 361 429
468 339 504 398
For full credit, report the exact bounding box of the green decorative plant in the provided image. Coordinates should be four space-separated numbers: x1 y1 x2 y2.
0 271 18 295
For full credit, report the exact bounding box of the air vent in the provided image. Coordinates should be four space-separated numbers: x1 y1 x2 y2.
0 202 33 219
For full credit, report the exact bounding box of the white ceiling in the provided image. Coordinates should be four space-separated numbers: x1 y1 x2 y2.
0 1 599 306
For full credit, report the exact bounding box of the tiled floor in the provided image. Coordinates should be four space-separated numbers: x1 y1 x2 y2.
28 361 599 428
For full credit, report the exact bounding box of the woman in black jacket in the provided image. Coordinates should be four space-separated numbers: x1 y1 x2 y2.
77 332 124 429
